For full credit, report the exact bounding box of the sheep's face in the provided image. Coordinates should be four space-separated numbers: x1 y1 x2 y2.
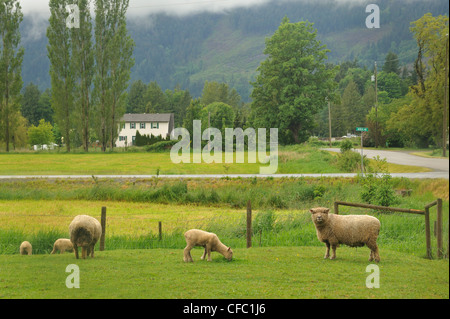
74 228 93 246
225 247 233 261
310 207 330 226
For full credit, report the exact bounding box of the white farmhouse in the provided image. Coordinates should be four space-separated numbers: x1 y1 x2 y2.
116 113 174 147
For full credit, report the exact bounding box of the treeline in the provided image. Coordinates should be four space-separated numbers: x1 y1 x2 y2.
314 14 448 149
0 0 135 152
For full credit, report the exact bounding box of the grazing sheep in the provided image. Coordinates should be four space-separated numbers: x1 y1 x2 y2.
19 241 32 255
69 215 102 259
51 238 74 254
310 207 381 262
184 229 233 262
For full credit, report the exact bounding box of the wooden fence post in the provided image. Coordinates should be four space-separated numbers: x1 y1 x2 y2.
424 206 432 259
334 201 339 215
100 206 106 251
246 200 252 248
437 198 443 258
159 221 162 241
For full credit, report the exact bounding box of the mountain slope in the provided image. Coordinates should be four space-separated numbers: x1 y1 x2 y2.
20 0 449 101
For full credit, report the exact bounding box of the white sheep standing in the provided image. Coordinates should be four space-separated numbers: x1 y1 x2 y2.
51 238 74 254
183 229 233 262
19 241 32 255
310 207 381 262
69 215 102 259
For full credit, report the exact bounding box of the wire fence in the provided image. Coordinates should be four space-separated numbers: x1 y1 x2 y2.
0 201 448 258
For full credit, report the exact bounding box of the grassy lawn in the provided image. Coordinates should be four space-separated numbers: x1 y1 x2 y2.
0 145 431 175
0 247 447 299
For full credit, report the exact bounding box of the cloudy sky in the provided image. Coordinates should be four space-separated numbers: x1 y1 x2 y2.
20 0 276 17
19 0 378 17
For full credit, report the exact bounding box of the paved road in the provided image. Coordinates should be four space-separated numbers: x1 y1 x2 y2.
322 148 449 172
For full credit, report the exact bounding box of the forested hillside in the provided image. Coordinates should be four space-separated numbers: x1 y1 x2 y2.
21 0 449 101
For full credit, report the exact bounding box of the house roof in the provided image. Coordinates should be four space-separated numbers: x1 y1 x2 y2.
120 113 173 122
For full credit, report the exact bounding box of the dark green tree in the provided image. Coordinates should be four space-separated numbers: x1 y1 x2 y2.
127 80 147 113
47 0 74 152
382 51 401 75
21 82 41 126
250 17 338 144
0 0 24 152
71 0 94 152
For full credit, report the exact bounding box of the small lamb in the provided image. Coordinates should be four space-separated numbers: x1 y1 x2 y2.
184 229 233 262
69 215 102 259
51 238 74 254
310 207 381 262
20 241 32 255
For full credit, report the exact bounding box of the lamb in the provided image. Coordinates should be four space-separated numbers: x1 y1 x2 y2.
183 229 233 262
69 215 102 259
310 207 381 262
19 241 32 255
51 238 74 254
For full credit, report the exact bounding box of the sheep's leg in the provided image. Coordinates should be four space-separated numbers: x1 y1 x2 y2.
206 245 212 262
60 248 65 254
81 246 87 259
74 244 79 259
324 242 330 259
201 247 207 260
330 245 337 260
367 240 380 263
183 245 194 262
90 244 95 258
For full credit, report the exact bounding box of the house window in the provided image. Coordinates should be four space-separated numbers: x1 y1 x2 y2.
132 136 136 145
119 136 126 141
130 123 136 129
140 123 146 129
151 122 159 129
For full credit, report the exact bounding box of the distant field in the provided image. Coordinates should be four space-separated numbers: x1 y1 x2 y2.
0 146 430 175
0 247 447 299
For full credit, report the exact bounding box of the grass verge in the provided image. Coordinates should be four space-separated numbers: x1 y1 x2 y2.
0 247 447 299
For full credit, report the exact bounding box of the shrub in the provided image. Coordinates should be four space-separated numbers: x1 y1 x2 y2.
360 173 398 207
335 150 368 172
340 139 353 153
144 140 178 152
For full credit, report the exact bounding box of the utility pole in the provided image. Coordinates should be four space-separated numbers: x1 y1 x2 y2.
208 111 211 152
443 34 449 157
328 98 332 147
374 61 378 148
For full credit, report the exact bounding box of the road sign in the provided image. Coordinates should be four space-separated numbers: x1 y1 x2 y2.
356 127 369 132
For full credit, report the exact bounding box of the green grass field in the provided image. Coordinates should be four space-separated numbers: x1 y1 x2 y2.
0 247 447 299
0 145 430 175
0 147 447 299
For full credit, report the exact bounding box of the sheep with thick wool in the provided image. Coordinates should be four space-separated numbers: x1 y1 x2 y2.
69 215 102 259
310 207 381 262
183 229 233 262
20 241 32 255
51 238 74 254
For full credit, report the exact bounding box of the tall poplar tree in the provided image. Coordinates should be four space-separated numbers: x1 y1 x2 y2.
47 0 75 152
72 0 94 152
0 0 24 152
108 0 134 150
93 0 133 152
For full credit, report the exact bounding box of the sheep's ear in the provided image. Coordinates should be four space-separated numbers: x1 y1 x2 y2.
227 247 231 251
324 208 330 214
309 209 315 214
